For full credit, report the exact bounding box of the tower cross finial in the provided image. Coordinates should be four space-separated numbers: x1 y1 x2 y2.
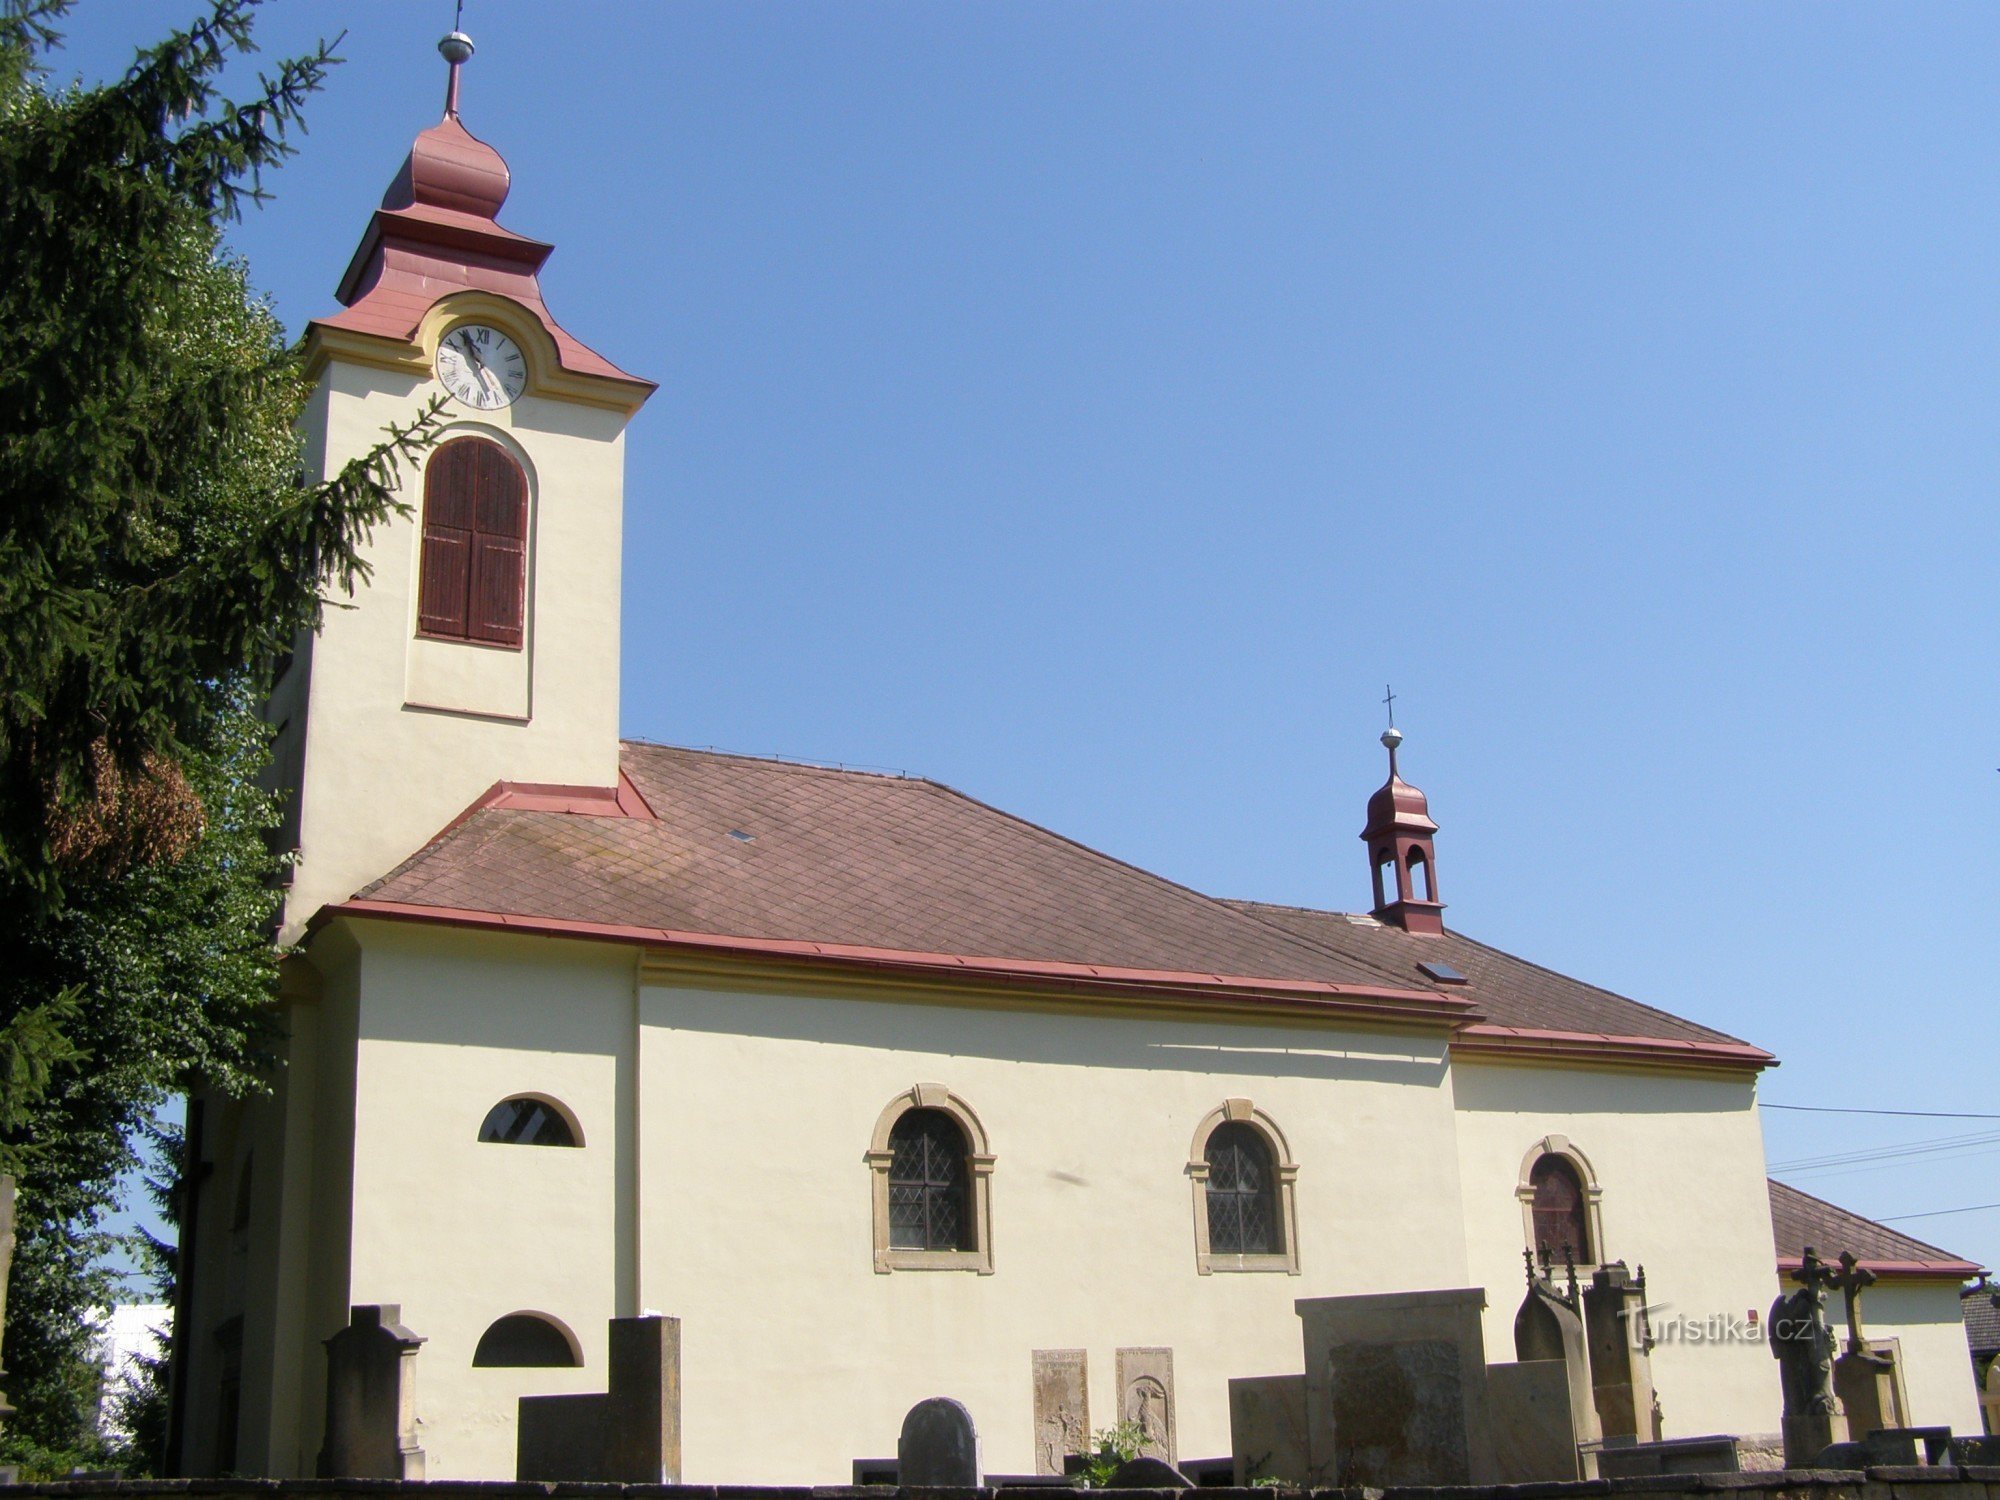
1382 683 1397 728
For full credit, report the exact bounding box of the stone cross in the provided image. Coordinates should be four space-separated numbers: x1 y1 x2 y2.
1829 1250 1877 1354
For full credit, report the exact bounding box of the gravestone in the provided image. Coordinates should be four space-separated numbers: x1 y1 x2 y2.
316 1304 426 1479
1032 1349 1088 1476
1487 1360 1586 1482
1116 1347 1176 1463
1106 1454 1192 1488
1513 1253 1601 1459
1227 1374 1310 1487
1583 1262 1659 1441
1769 1247 1848 1466
1295 1287 1497 1487
898 1396 980 1487
1827 1253 1905 1437
1583 1433 1742 1477
516 1314 681 1482
606 1315 680 1482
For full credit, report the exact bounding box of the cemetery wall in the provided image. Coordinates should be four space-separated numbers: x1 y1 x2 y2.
1450 1058 1780 1439
12 1468 2000 1500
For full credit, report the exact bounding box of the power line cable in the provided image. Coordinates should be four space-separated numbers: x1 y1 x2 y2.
1876 1202 2000 1223
1764 1103 2000 1120
1769 1128 2000 1173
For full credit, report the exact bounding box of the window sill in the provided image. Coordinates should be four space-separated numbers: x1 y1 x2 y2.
1197 1253 1298 1276
414 628 525 654
874 1247 993 1275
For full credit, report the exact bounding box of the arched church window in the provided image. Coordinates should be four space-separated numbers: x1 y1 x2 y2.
478 1095 581 1147
1187 1101 1300 1274
472 1312 581 1368
1204 1122 1278 1255
865 1085 995 1272
1529 1153 1591 1265
417 436 528 648
887 1108 971 1252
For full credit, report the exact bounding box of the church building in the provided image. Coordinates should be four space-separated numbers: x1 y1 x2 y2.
172 32 1983 1483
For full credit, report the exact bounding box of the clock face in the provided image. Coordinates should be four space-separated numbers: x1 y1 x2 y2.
435 324 526 410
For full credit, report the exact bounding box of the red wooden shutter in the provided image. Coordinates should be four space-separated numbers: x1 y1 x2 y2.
466 441 528 647
417 438 528 647
417 441 477 638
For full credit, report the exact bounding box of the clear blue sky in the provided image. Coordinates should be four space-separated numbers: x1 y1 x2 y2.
53 4 2000 1279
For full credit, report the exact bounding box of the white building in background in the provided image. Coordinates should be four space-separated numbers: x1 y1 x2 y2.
92 1303 169 1442
170 30 1984 1484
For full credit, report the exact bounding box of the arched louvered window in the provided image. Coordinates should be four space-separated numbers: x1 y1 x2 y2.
478 1096 580 1147
1205 1121 1279 1255
1529 1153 1591 1265
887 1108 971 1252
417 436 528 648
472 1312 580 1368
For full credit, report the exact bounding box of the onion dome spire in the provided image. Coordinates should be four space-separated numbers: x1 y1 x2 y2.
1360 721 1445 935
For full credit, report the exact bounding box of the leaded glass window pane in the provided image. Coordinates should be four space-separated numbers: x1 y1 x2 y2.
1205 1121 1278 1255
1530 1154 1590 1264
887 1108 972 1251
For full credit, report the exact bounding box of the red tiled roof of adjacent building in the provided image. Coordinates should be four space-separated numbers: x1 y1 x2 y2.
1768 1178 1984 1280
338 743 1771 1064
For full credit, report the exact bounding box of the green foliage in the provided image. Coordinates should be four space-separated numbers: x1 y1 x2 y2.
0 0 443 1467
2 687 281 1473
1073 1421 1148 1488
0 0 439 914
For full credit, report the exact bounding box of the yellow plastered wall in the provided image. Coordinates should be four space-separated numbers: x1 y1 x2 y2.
314 923 1475 1481
1451 1058 1784 1439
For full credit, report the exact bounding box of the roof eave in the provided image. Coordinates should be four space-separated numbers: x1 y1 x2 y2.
1451 1022 1777 1073
319 897 1482 1028
1777 1255 1986 1282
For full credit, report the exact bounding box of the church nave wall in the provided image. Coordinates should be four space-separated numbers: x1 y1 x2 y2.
1449 1057 1781 1440
632 980 1471 1483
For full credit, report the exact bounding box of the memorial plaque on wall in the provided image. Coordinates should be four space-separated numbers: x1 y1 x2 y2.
1116 1346 1176 1463
1032 1349 1089 1476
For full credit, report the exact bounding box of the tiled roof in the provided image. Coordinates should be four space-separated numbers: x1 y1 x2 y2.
1768 1179 1984 1279
1223 901 1748 1048
347 743 1767 1060
359 744 1422 989
1963 1285 2000 1355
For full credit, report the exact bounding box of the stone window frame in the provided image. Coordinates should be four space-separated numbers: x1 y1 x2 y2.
865 1084 995 1275
1187 1098 1300 1276
1516 1133 1606 1272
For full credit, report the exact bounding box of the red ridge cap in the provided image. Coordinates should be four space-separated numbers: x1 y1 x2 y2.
1451 1022 1776 1071
1777 1254 1985 1281
322 898 1479 1024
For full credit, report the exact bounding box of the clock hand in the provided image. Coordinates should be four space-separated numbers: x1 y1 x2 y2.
454 332 487 373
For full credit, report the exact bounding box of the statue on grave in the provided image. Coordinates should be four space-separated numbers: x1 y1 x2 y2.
1769 1246 1841 1416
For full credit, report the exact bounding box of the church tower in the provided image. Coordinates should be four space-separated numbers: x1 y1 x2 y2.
1360 725 1446 935
267 31 653 940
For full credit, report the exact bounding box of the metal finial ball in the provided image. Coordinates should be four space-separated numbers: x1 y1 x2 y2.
1380 726 1404 752
439 31 475 65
